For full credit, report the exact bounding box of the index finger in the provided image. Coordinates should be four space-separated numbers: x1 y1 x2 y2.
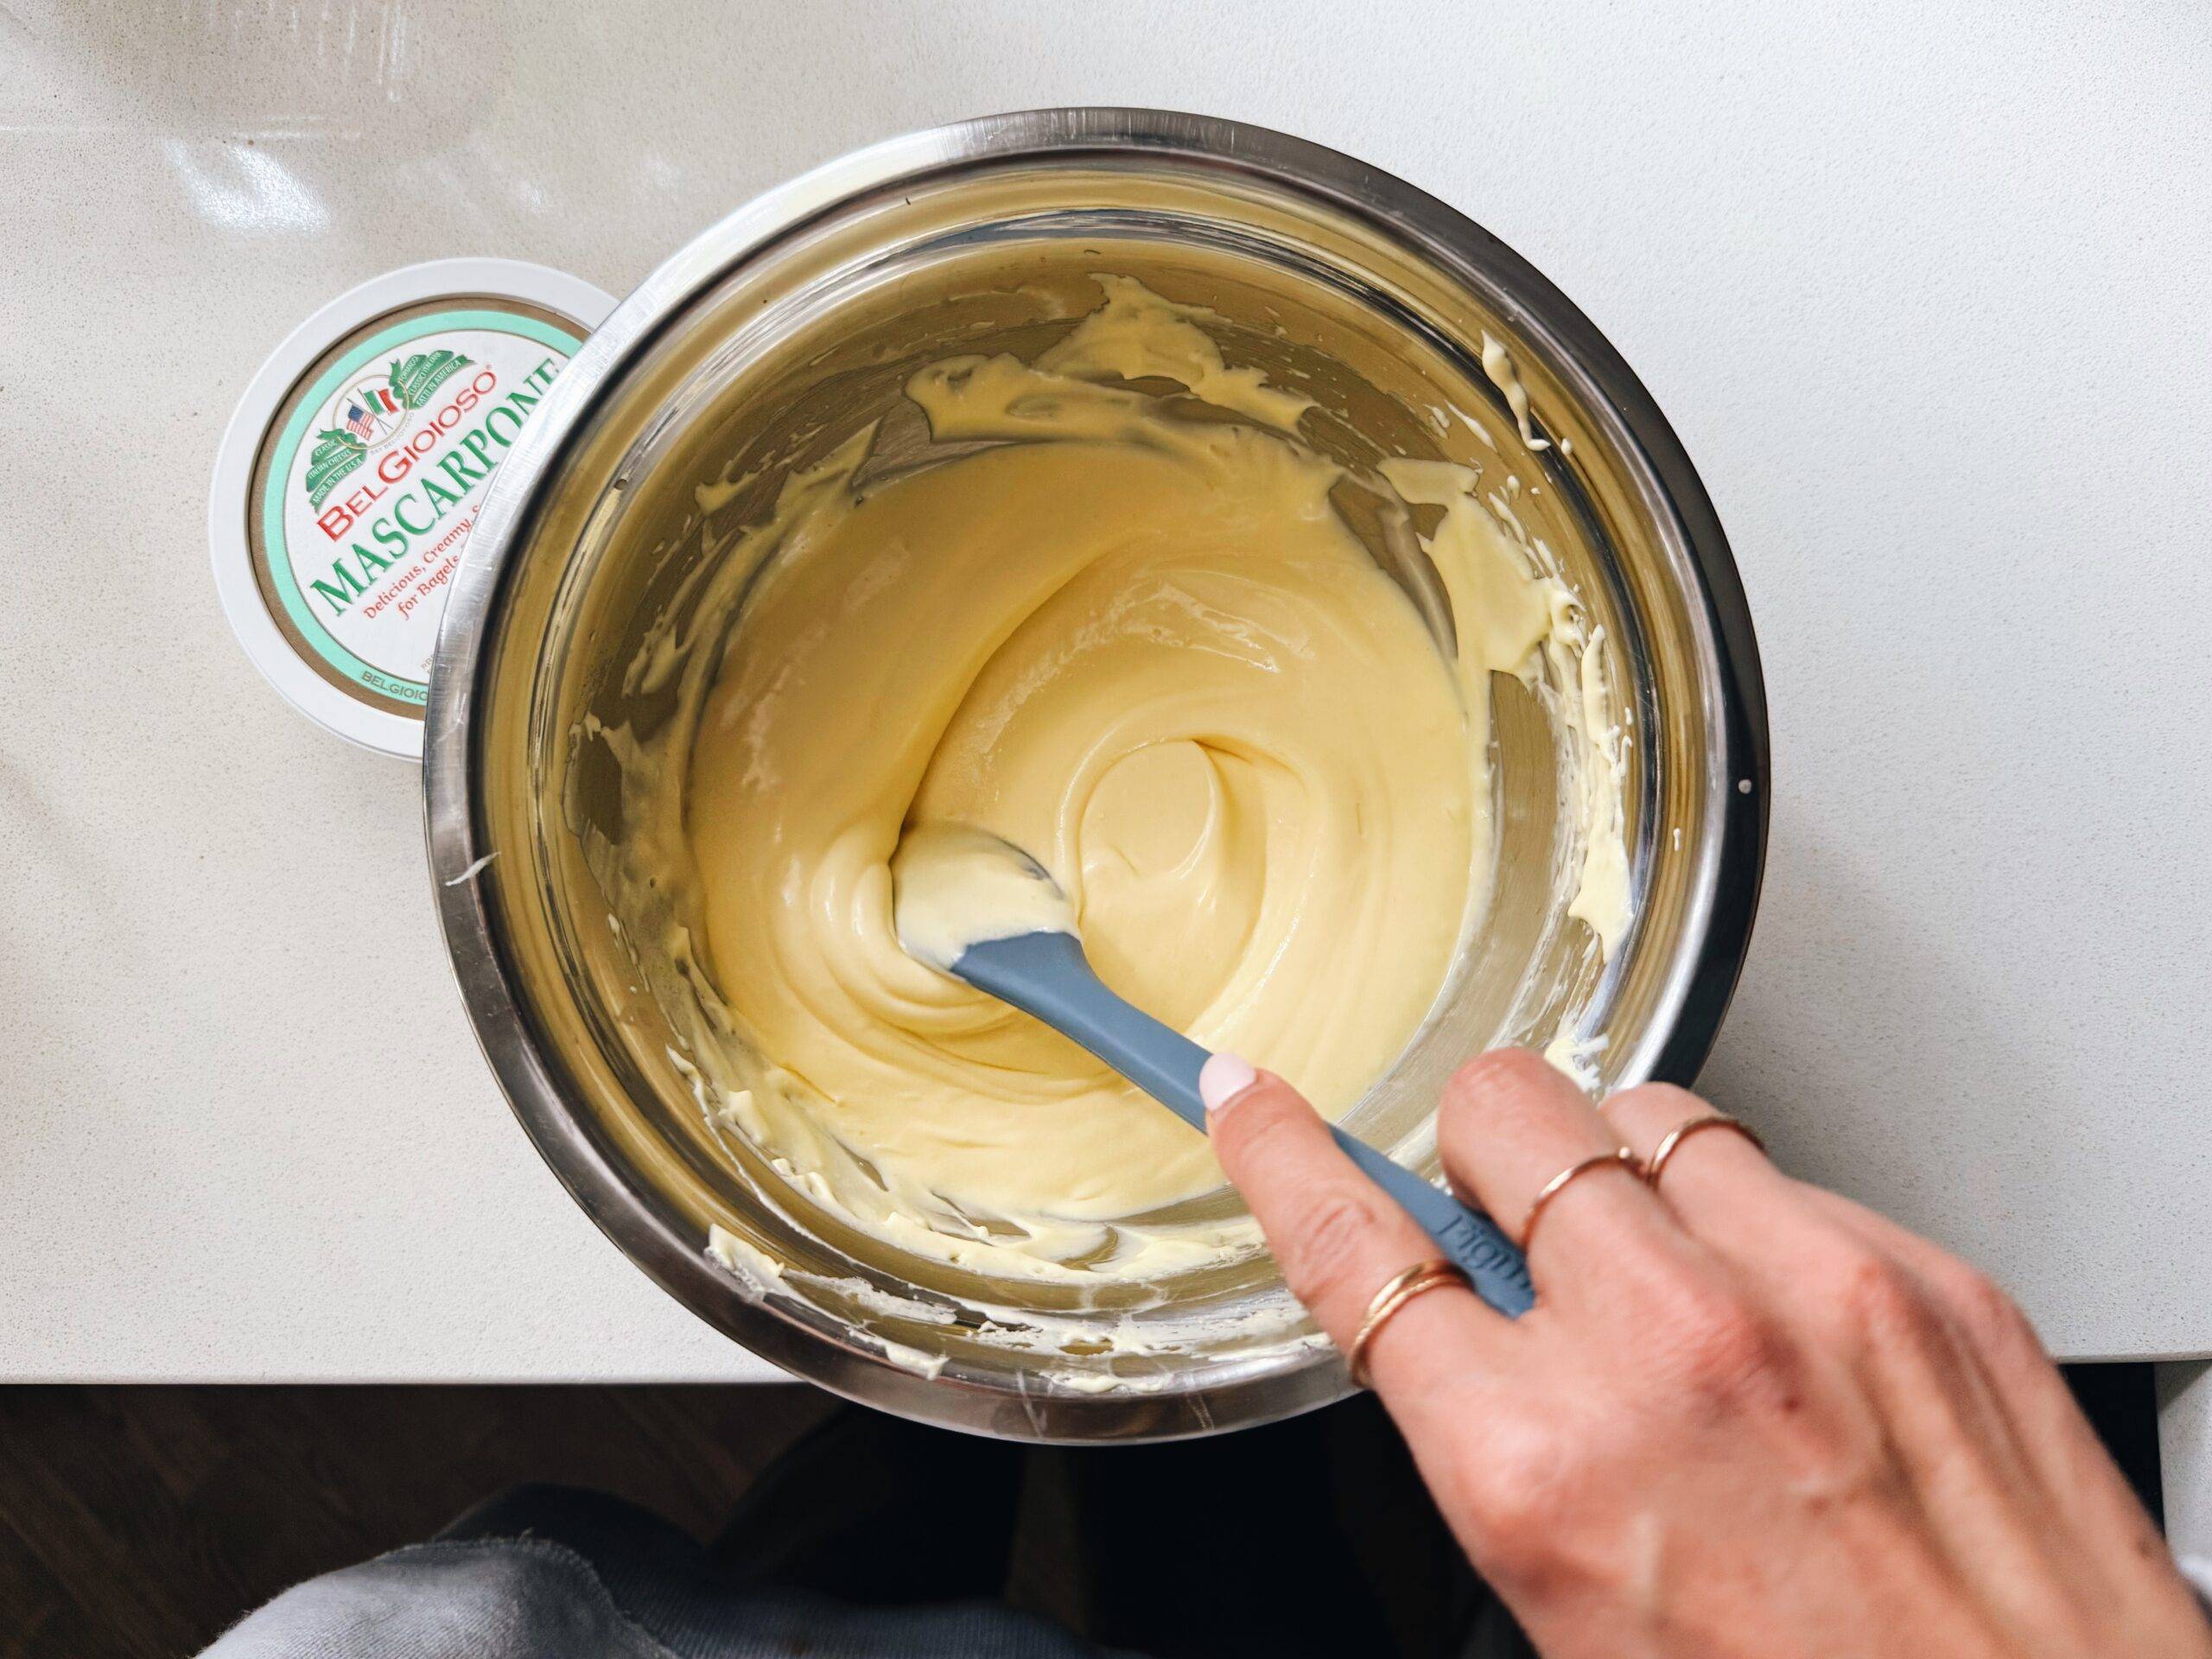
1204 1055 1521 1399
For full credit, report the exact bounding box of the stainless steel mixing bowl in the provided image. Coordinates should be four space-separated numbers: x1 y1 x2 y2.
424 109 1767 1440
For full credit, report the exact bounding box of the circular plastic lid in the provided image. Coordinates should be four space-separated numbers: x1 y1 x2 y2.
210 257 617 758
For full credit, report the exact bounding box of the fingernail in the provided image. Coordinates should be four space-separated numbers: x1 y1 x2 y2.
1199 1052 1259 1117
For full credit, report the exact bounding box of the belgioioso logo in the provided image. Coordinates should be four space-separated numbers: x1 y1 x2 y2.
302 349 473 509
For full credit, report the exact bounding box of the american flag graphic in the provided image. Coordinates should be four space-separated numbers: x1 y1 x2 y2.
344 403 377 439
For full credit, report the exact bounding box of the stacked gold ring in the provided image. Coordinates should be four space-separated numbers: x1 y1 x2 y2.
1345 1259 1469 1389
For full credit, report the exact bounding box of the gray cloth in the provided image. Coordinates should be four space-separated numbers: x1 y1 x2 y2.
201 1541 671 1659
196 1461 2203 1659
202 1534 1130 1659
195 1403 1522 1659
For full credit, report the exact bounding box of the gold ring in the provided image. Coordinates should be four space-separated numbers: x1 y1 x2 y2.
1643 1113 1766 1187
1346 1258 1469 1389
1520 1147 1641 1252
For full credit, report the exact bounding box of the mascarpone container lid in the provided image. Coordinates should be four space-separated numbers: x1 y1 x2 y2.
209 257 617 759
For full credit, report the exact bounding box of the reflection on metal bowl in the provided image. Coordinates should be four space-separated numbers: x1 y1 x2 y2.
424 109 1767 1441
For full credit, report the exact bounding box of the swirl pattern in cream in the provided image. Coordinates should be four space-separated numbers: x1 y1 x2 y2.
652 277 1605 1277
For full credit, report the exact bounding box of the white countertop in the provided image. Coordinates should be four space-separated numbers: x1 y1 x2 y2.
3 1 2209 1384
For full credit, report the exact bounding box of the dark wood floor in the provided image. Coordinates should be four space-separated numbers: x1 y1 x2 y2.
0 1368 2164 1658
0 1384 837 1659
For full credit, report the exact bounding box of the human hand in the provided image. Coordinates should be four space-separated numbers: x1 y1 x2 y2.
1202 1050 2210 1659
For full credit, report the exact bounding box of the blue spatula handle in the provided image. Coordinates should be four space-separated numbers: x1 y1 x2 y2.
1331 1134 1534 1315
953 931 1535 1318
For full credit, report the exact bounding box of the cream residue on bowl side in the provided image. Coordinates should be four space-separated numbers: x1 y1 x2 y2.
577 276 1627 1353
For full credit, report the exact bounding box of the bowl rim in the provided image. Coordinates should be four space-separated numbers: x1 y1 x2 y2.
423 106 1771 1441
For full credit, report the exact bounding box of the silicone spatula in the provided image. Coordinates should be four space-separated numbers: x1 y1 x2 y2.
893 828 1535 1318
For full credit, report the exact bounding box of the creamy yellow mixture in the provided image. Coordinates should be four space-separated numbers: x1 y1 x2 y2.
613 276 1621 1284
